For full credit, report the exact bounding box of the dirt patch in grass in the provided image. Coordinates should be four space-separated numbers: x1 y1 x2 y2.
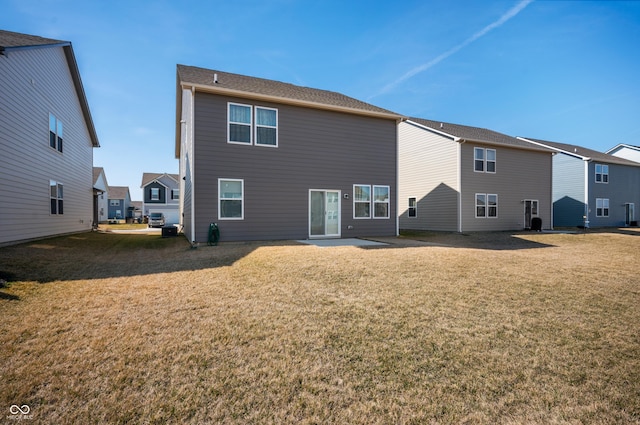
0 231 639 424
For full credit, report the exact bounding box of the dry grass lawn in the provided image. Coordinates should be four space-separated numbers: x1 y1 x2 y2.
0 229 639 424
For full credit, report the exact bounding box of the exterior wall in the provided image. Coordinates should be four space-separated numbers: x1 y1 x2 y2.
460 143 552 231
108 197 130 219
398 121 459 231
179 88 194 241
552 153 586 227
190 92 397 242
587 162 640 227
0 46 94 246
94 171 109 222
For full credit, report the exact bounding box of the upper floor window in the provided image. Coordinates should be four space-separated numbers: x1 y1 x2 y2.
171 189 180 200
228 103 252 144
110 200 120 206
474 147 496 173
228 103 278 147
49 113 63 152
256 107 278 147
595 164 609 183
50 180 63 214
151 188 160 201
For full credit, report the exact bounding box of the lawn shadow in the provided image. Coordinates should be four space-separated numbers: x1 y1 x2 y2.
0 232 300 284
366 231 557 251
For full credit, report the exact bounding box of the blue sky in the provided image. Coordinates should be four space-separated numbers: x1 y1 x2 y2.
3 0 639 200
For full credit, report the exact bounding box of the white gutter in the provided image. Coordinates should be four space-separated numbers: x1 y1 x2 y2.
457 141 463 233
190 86 196 246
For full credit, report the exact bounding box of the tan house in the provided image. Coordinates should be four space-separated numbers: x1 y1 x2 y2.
398 118 554 232
0 30 99 246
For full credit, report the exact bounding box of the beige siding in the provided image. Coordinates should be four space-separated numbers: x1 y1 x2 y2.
0 46 94 245
398 121 459 231
460 143 552 231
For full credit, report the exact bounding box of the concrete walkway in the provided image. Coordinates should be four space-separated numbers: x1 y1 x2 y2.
296 238 388 247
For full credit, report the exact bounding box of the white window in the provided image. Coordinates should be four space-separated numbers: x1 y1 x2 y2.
150 187 160 201
408 197 417 218
474 147 496 173
476 193 497 218
255 107 278 147
171 189 180 200
49 113 63 153
228 103 252 144
596 198 609 217
109 199 120 206
353 185 371 218
595 164 609 183
373 185 390 219
219 179 244 220
50 180 63 215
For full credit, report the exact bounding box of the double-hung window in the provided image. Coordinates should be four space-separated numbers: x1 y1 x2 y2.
255 107 278 147
474 147 496 173
171 189 180 200
228 103 278 147
228 103 252 144
595 164 609 183
219 179 244 220
150 188 160 201
50 180 63 214
596 198 609 217
354 185 371 218
49 113 63 152
476 193 497 218
373 186 390 218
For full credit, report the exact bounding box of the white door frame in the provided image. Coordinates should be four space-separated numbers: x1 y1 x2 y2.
523 199 539 229
308 189 341 239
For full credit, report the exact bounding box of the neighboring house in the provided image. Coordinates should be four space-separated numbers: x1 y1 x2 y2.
398 118 553 232
0 30 100 246
107 186 132 221
606 144 640 164
130 201 143 222
175 65 403 243
141 172 180 225
93 167 109 224
518 138 640 227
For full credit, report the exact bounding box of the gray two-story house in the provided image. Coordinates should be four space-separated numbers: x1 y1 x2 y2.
141 173 180 225
0 30 100 246
107 186 131 222
399 119 554 232
175 65 403 243
518 138 640 227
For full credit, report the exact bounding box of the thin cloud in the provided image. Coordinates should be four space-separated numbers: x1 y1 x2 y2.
372 0 533 98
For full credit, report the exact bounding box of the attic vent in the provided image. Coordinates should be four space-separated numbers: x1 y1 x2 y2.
214 73 218 84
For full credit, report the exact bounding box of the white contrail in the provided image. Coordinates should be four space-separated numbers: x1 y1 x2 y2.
373 0 534 97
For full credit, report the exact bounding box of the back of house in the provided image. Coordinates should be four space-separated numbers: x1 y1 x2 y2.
176 65 403 243
0 30 99 246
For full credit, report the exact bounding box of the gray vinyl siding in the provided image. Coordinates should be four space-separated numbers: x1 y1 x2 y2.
460 143 552 231
190 92 397 242
398 121 458 231
588 162 640 227
0 46 94 246
552 153 586 227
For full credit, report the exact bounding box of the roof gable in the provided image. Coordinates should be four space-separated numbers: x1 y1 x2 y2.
141 172 179 188
0 29 99 148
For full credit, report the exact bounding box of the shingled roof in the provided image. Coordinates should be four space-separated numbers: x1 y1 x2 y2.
519 137 640 167
0 29 67 52
408 118 553 152
141 172 179 187
177 64 403 118
0 29 99 148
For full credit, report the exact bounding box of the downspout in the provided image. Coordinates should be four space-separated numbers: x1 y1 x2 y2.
190 86 196 246
456 137 464 233
584 160 590 227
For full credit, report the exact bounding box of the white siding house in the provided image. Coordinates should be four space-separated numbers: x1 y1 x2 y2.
0 30 100 246
93 167 109 224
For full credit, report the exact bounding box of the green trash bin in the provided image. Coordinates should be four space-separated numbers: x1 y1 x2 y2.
208 223 220 246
